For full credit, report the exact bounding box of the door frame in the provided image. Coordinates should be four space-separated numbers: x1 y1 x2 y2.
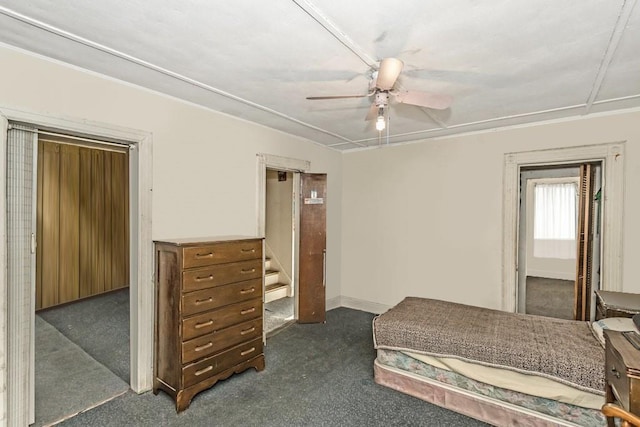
0 106 154 425
502 142 624 312
256 154 310 334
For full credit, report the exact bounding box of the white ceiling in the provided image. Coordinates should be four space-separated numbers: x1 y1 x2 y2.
0 0 639 151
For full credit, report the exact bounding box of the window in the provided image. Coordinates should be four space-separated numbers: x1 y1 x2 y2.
533 181 577 259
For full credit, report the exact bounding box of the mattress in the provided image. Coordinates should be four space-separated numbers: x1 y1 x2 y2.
404 351 603 409
376 349 606 426
373 297 605 394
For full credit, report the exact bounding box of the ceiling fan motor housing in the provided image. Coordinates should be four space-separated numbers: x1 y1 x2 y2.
375 91 389 107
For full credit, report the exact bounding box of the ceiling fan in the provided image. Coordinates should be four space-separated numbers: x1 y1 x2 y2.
306 58 453 131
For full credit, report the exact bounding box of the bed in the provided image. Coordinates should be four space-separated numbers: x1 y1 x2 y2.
372 297 607 427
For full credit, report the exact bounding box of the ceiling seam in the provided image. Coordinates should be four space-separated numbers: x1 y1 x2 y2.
584 0 637 113
0 5 361 147
593 93 640 104
337 94 640 148
291 0 377 68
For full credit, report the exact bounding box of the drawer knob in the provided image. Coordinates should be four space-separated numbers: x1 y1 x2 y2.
195 320 214 329
195 252 214 259
195 342 213 352
240 327 256 336
240 347 256 356
195 365 213 376
241 307 256 315
240 287 256 295
611 366 621 379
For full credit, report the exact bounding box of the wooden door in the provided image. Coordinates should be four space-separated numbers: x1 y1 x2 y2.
298 173 327 323
574 163 596 321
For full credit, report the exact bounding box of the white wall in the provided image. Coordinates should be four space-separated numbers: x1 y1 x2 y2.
2 43 640 316
341 110 640 311
0 44 343 302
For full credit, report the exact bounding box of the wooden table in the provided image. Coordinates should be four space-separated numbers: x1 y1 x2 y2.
596 290 640 320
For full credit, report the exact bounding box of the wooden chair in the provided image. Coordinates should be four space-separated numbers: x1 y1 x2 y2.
602 403 640 427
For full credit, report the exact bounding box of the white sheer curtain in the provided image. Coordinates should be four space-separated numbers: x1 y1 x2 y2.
533 182 577 259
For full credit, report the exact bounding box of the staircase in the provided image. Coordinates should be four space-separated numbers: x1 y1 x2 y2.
265 257 289 303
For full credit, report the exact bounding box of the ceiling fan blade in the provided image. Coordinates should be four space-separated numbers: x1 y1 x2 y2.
364 103 379 121
306 94 368 100
394 90 453 110
375 58 404 90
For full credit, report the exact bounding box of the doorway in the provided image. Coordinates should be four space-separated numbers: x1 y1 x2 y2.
33 134 131 425
2 114 154 426
264 168 295 335
517 164 602 320
257 154 327 338
502 143 624 314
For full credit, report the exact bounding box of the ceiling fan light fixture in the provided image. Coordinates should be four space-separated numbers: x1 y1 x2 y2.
375 115 386 131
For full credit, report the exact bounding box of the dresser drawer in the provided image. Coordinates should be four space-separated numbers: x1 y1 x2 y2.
182 317 262 364
182 279 261 316
183 240 262 269
607 343 630 408
182 298 262 341
182 338 263 388
182 259 262 292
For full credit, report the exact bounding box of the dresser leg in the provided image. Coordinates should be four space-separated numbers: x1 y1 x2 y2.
175 390 192 413
252 354 266 372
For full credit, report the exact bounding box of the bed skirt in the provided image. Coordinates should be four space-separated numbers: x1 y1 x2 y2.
374 359 604 427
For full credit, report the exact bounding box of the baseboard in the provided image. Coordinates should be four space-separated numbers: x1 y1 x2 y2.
527 269 575 281
327 296 391 315
326 296 342 311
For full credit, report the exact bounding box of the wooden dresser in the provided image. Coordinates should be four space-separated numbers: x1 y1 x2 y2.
604 329 640 426
153 236 265 412
596 290 640 320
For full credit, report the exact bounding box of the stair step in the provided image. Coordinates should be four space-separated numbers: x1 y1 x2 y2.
265 257 272 270
265 283 288 293
265 269 280 286
265 283 289 303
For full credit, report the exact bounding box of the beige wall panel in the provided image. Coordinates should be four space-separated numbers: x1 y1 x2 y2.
1 45 345 307
58 144 80 304
342 111 640 311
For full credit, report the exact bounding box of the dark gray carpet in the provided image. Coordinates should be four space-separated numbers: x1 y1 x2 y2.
50 295 486 427
35 316 129 426
38 288 130 383
526 276 574 320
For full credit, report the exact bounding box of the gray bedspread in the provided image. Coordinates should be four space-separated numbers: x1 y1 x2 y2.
373 297 605 394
